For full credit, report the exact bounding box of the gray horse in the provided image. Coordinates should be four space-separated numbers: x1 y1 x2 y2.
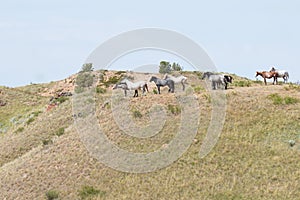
202 72 232 90
149 76 175 94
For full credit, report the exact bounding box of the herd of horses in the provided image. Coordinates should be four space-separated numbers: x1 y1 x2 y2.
256 67 289 85
113 67 290 97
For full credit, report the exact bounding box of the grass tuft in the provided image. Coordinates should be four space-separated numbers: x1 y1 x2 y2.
78 185 105 199
233 80 252 87
268 93 299 105
132 109 143 118
56 127 65 136
45 190 59 200
167 104 181 115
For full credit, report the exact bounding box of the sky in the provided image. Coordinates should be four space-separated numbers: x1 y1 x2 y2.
1 0 300 87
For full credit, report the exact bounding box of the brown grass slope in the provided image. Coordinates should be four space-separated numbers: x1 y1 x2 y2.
0 71 300 200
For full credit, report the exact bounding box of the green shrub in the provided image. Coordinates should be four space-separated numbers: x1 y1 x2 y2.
96 86 107 94
56 96 69 104
153 88 158 94
132 109 142 118
78 185 105 199
56 127 65 136
32 110 42 117
42 139 52 146
167 104 181 115
75 86 84 94
193 86 204 93
102 76 122 87
233 80 252 87
15 127 24 133
115 70 126 75
268 93 283 105
76 72 94 88
80 63 93 72
284 83 300 91
26 117 35 125
284 96 299 104
46 190 59 200
268 93 299 105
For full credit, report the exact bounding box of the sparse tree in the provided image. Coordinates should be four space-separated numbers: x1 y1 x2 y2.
80 63 94 73
159 61 171 74
171 62 182 71
76 73 94 88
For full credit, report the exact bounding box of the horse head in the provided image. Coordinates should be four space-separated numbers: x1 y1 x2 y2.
149 76 156 82
255 71 261 77
224 75 233 83
202 72 213 79
113 82 127 90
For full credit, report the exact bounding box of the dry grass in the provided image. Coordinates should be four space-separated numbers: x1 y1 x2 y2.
0 72 300 199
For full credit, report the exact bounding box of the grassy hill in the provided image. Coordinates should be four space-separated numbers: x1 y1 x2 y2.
0 71 300 199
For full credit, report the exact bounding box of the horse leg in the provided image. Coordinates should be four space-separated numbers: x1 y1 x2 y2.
142 86 145 94
264 78 267 85
145 84 149 92
133 90 138 97
124 90 127 96
181 81 185 91
157 86 161 94
273 76 278 85
212 81 216 90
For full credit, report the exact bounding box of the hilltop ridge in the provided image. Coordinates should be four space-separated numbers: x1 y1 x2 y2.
0 70 300 199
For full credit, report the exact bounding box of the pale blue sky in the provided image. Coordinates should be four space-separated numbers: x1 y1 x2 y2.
1 0 300 86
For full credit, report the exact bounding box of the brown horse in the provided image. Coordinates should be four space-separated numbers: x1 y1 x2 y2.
256 71 278 85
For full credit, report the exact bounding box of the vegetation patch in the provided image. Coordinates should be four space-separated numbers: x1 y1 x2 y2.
78 185 105 199
45 190 59 200
284 83 300 91
56 127 65 136
14 127 25 133
193 85 205 93
115 70 126 75
132 109 143 118
167 104 181 115
268 93 299 105
26 117 35 125
96 86 107 94
42 139 53 146
102 76 123 88
53 96 69 104
233 80 252 87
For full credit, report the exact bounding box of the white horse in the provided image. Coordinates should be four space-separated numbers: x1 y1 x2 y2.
270 67 289 83
117 78 148 97
163 74 187 91
202 72 232 90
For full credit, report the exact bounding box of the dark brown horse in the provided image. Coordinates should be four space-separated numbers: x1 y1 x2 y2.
256 71 278 85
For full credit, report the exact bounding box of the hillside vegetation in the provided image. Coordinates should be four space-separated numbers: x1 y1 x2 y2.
0 71 299 199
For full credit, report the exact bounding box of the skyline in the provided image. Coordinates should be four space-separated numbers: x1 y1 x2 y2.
1 0 300 86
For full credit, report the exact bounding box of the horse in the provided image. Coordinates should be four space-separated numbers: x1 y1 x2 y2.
113 78 148 97
163 74 187 91
149 76 175 94
270 67 289 83
202 72 232 90
113 82 130 96
255 71 278 85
